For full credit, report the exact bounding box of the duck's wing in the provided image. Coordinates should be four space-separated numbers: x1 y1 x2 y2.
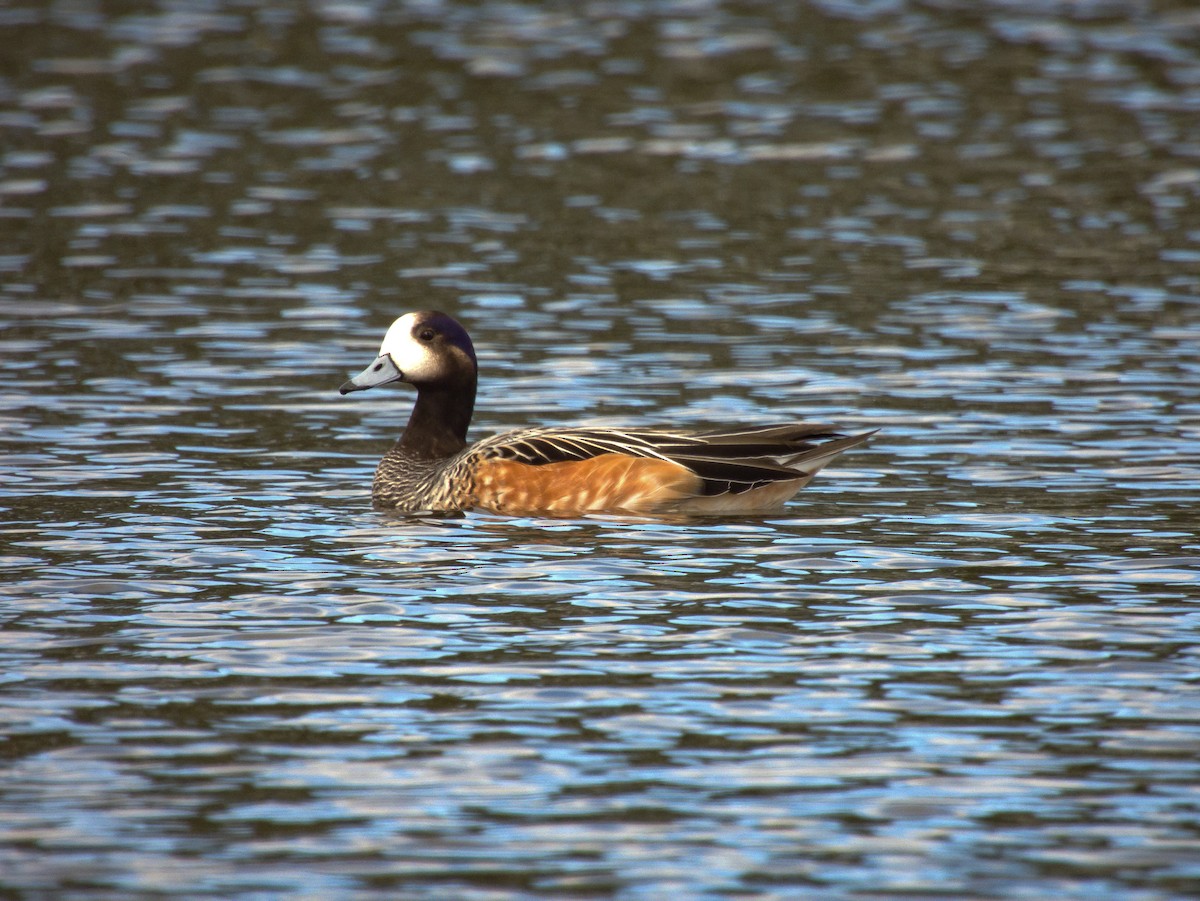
471 424 876 496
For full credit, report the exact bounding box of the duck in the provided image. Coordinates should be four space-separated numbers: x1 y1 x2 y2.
340 311 875 516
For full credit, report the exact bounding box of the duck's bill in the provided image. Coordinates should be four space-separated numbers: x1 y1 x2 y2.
339 354 403 394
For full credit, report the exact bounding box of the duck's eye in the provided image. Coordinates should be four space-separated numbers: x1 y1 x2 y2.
418 328 436 342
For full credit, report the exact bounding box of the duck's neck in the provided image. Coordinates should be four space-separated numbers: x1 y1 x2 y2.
399 376 476 459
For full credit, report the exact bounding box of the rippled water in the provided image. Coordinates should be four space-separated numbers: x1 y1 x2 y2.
3 1 1200 898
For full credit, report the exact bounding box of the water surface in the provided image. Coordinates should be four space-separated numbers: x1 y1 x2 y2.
2 1 1199 898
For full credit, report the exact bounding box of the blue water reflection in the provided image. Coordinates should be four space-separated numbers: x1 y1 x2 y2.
4 0 1200 898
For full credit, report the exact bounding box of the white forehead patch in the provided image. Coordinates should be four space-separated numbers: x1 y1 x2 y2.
378 313 441 382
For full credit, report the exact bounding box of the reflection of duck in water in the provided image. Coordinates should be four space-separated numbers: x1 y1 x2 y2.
341 311 875 516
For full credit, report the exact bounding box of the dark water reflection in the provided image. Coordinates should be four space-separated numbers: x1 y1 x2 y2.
3 1 1200 898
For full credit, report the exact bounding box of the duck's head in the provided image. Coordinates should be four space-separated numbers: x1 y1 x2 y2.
339 311 477 395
